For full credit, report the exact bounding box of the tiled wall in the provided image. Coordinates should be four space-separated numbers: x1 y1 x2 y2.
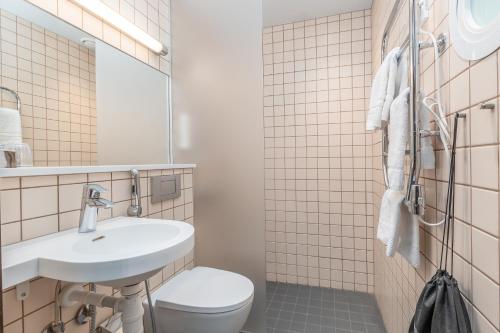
1 167 194 332
0 9 97 167
371 0 500 332
263 10 375 292
27 0 171 75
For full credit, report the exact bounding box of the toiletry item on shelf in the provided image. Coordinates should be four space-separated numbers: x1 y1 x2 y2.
0 143 32 167
0 107 22 145
0 94 33 167
0 148 15 167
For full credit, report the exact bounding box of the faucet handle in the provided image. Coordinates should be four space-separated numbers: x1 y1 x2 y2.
84 184 108 199
87 184 107 193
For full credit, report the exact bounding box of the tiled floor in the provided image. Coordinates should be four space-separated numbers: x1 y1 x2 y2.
265 282 386 333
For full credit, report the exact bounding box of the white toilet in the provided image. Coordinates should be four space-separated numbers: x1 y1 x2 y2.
143 267 254 333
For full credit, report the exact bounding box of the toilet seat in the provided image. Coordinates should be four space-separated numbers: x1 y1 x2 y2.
152 267 254 314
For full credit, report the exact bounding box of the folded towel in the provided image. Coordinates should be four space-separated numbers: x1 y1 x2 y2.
0 107 22 145
387 88 410 190
378 189 405 255
381 49 400 124
378 87 420 267
420 96 436 169
366 47 401 130
398 215 421 267
378 190 421 267
396 51 408 95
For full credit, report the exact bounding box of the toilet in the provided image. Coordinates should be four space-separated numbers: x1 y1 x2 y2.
143 267 254 333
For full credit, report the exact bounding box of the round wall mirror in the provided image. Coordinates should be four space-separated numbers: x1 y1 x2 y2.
450 0 500 60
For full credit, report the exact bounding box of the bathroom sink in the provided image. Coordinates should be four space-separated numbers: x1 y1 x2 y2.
2 217 194 289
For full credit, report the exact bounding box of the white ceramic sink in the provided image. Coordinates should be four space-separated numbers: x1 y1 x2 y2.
2 217 194 289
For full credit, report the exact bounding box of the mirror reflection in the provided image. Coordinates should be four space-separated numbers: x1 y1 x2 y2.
470 0 500 26
0 1 171 168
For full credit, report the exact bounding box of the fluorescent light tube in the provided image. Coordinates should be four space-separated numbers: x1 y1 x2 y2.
71 0 167 55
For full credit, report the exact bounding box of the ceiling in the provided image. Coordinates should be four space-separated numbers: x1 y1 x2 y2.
263 0 373 27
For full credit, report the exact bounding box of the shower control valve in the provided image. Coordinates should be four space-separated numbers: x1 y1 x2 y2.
408 184 425 216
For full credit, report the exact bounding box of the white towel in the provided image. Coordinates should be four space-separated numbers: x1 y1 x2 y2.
0 107 22 145
420 96 436 169
396 52 408 95
378 189 405 254
378 190 420 267
378 89 409 250
381 49 400 124
387 88 410 190
377 87 420 267
366 47 401 130
398 215 421 267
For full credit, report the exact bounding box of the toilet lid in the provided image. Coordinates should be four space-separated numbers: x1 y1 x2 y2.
154 267 254 314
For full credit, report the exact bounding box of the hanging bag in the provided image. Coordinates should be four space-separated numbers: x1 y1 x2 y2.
409 113 472 333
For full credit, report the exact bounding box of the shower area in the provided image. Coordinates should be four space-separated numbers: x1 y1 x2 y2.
262 0 500 332
262 6 384 332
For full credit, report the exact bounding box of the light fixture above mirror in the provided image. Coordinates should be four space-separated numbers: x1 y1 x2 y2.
0 0 172 168
71 0 168 55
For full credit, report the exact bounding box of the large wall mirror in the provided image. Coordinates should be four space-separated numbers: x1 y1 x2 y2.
0 1 171 168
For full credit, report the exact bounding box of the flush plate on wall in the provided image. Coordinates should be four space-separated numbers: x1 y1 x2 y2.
151 174 181 203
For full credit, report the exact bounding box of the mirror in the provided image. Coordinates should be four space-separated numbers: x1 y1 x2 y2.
450 0 500 60
0 1 171 167
470 0 500 27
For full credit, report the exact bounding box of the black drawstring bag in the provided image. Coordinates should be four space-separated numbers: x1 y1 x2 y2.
409 113 472 333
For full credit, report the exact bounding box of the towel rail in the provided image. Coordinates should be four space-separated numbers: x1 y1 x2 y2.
380 0 450 220
380 0 408 189
406 0 423 214
380 0 423 214
381 0 405 61
0 86 21 112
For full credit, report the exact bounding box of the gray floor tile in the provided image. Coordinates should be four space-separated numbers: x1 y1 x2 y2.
266 282 386 333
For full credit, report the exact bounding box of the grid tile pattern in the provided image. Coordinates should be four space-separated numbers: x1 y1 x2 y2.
266 282 386 333
0 9 97 166
371 0 500 332
27 0 171 74
1 168 195 332
263 10 375 291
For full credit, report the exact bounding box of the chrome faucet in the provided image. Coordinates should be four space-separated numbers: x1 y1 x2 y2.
79 184 113 233
127 169 142 217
